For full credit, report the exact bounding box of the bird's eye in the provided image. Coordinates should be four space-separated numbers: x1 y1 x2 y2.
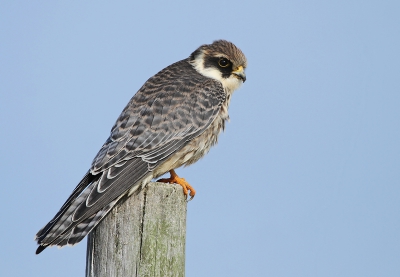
218 58 230 68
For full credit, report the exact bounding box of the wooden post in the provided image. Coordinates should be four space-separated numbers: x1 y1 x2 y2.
86 182 187 277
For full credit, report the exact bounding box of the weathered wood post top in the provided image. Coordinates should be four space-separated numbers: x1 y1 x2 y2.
86 182 187 277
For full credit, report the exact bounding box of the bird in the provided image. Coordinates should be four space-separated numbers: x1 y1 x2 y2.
35 40 247 254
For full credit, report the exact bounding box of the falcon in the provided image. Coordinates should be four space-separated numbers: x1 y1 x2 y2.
35 40 247 254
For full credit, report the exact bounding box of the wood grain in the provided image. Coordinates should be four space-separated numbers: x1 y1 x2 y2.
86 182 187 277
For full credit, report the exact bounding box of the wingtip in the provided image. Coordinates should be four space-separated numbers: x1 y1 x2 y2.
36 245 47 255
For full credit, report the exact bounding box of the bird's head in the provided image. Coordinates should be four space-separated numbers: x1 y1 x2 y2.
190 40 247 92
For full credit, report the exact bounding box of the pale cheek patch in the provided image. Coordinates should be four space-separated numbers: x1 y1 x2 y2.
199 67 224 81
191 54 223 81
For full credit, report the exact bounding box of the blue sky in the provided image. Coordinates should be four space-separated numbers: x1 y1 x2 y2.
1 1 399 276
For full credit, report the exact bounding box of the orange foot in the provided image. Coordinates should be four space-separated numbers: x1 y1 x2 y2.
157 169 196 201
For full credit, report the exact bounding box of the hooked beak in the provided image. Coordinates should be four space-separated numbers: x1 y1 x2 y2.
232 65 246 83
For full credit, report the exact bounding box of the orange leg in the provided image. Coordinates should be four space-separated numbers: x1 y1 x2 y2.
157 169 196 200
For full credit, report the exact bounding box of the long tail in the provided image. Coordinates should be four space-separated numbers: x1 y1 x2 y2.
35 158 149 254
35 195 119 254
35 172 118 254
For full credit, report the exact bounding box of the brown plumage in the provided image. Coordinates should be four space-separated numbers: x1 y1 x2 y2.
35 40 247 254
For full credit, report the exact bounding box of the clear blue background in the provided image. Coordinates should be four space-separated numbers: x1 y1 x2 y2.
1 1 399 276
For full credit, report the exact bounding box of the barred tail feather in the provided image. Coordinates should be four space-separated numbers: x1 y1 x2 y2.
35 157 151 254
